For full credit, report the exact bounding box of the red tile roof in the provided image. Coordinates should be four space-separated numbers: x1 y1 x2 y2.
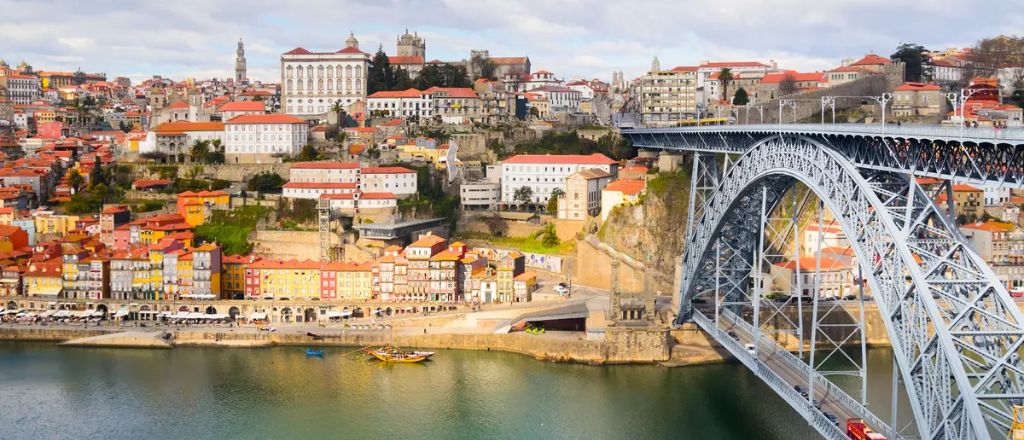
760 71 824 84
217 101 265 112
604 179 646 196
167 101 189 110
368 88 427 99
489 57 528 65
895 82 940 91
388 56 424 65
851 54 891 67
700 61 769 68
961 221 1017 233
153 121 224 133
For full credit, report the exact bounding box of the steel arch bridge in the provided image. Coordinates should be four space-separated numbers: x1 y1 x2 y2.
622 125 1024 440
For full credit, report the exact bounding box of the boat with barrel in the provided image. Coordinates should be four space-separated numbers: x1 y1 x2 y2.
365 345 429 363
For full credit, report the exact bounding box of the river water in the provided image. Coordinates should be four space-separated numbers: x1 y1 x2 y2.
0 342 906 440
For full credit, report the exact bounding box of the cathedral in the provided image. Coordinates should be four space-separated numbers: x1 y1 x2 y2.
396 29 426 58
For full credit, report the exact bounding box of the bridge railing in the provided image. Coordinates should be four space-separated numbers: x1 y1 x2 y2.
626 123 1024 142
691 310 848 440
718 309 899 439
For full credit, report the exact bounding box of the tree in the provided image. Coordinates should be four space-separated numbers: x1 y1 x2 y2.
779 73 798 95
483 214 509 237
89 162 106 189
717 68 734 102
367 48 395 94
513 186 534 207
247 172 285 193
732 87 750 106
118 121 132 133
296 144 321 161
547 188 564 215
416 63 471 89
891 43 932 82
190 140 210 164
529 106 540 118
470 54 497 80
969 36 1024 91
539 223 560 248
67 169 84 192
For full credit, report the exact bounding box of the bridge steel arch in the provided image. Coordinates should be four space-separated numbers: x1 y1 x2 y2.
680 135 1024 440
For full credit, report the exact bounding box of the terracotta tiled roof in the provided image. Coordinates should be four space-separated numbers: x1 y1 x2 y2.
604 179 646 195
226 114 305 124
359 166 415 174
291 161 359 169
503 153 616 165
217 101 265 112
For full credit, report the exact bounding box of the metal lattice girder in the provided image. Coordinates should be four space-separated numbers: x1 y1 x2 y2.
678 135 1024 440
622 124 1024 188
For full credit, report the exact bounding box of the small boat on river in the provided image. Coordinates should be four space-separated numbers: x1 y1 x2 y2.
305 348 324 357
366 346 428 363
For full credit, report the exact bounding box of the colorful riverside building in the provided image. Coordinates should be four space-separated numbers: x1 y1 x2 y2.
245 259 321 300
429 242 466 302
222 255 258 300
191 244 221 299
176 190 229 226
320 261 373 300
405 233 447 301
24 261 63 298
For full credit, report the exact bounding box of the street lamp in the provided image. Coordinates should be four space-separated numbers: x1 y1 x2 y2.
946 88 982 139
865 93 893 136
820 96 836 126
778 99 796 129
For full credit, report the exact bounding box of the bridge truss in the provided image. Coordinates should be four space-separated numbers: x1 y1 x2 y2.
660 133 1024 440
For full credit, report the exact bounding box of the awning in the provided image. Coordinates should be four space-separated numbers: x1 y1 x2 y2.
31 287 63 296
114 310 129 318
40 310 56 318
90 310 105 317
53 310 72 318
248 312 267 320
72 310 92 318
182 294 217 300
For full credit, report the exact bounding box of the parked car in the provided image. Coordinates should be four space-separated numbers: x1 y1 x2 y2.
795 385 808 398
822 411 839 426
744 343 756 356
727 331 738 340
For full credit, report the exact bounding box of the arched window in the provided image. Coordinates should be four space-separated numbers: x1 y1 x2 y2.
286 65 293 79
355 79 361 91
287 79 293 91
327 80 333 90
317 65 323 77
346 79 351 92
317 79 323 90
336 79 342 90
296 81 303 91
336 65 343 78
345 65 352 77
355 65 362 77
306 65 313 77
307 79 313 91
326 67 333 78
296 66 303 78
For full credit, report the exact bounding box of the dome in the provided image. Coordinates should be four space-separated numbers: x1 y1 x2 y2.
0 59 8 68
345 32 359 49
16 60 31 72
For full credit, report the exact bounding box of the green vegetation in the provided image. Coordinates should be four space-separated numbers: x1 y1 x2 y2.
733 87 750 106
538 223 560 247
890 43 932 83
458 231 573 255
279 199 319 224
193 205 270 255
546 188 564 215
247 172 285 193
511 130 635 160
647 169 689 198
148 165 178 180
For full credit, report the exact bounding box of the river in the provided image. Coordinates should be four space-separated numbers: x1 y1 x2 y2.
0 342 907 439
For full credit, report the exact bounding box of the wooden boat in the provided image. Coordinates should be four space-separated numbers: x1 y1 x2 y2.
304 348 324 357
411 351 435 359
366 346 428 363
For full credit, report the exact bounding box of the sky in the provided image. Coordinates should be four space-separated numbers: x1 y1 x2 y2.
2 0 1023 84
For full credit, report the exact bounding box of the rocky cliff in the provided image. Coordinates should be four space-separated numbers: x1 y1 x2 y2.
597 169 690 291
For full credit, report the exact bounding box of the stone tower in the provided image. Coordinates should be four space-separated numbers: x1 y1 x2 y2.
396 29 426 58
650 56 661 74
235 38 247 83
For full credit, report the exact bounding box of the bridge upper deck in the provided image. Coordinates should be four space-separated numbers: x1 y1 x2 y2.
622 123 1024 187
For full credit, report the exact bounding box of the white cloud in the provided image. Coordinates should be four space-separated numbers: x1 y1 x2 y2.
1 0 1022 83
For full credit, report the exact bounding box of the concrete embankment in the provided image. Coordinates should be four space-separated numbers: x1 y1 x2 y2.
58 331 173 349
0 327 112 342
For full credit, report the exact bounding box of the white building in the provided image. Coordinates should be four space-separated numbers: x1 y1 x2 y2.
319 191 397 212
932 58 966 84
280 33 369 118
224 113 309 164
359 166 418 197
1 74 41 104
526 86 582 113
600 179 646 221
144 121 225 163
460 182 501 210
289 161 360 183
696 61 776 91
770 256 860 299
565 80 595 100
522 70 563 91
500 154 618 205
282 182 358 200
804 223 848 254
366 88 433 120
558 169 611 220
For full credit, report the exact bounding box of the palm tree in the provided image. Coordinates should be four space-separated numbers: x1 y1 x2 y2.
718 68 734 103
67 169 84 193
190 140 210 164
330 101 346 127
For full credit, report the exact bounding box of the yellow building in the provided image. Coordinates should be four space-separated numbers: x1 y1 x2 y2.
323 262 373 300
248 259 321 300
176 252 194 299
34 213 80 236
397 143 448 167
25 263 63 297
35 110 56 124
176 191 229 226
221 255 258 299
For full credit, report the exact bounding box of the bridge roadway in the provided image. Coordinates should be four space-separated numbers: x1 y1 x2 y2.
693 307 899 439
622 123 1024 187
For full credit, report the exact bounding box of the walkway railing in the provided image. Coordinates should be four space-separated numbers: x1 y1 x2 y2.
626 123 1024 142
718 309 900 439
691 310 848 440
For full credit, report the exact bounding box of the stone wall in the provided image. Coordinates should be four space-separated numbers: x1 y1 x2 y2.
203 163 292 182
571 236 646 292
604 327 671 363
252 230 321 260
